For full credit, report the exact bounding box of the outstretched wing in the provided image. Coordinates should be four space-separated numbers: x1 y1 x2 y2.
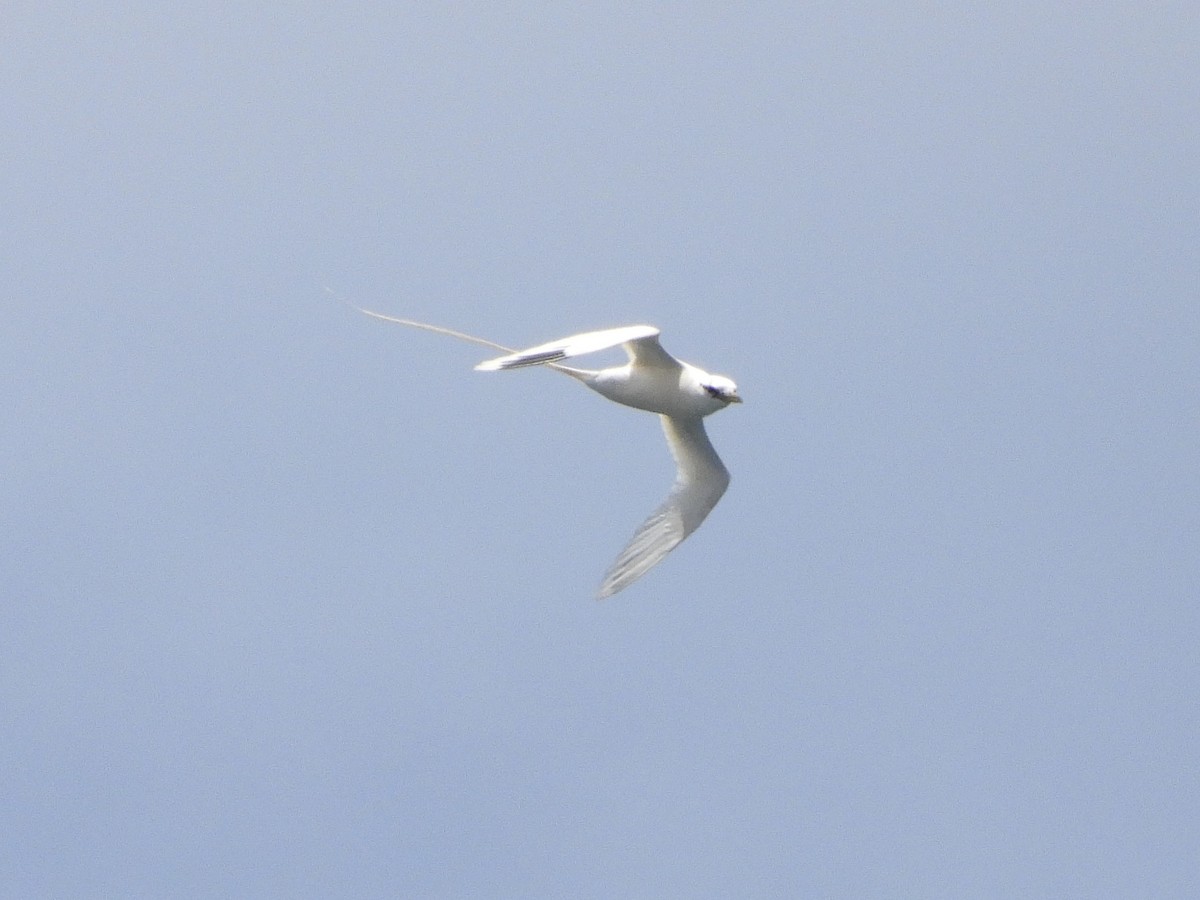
475 325 676 371
596 415 731 599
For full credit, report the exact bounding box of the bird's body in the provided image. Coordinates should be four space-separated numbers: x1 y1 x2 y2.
586 360 730 419
344 300 740 598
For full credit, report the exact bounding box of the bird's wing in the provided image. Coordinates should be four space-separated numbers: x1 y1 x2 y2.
596 415 731 599
623 331 683 370
475 325 669 371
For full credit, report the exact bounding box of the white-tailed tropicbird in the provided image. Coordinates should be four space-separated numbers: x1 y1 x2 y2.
343 300 741 598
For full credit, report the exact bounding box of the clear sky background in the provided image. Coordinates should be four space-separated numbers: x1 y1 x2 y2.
4 4 1198 897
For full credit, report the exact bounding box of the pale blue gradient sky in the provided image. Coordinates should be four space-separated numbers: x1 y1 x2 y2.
4 5 1198 897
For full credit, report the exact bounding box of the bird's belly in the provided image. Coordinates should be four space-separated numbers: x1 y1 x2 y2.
589 370 711 418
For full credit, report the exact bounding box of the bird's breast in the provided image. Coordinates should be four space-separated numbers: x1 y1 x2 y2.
586 366 720 417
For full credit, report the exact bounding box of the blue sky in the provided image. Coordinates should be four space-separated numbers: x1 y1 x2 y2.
4 4 1198 897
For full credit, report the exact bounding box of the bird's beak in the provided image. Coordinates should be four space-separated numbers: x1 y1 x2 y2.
728 394 743 404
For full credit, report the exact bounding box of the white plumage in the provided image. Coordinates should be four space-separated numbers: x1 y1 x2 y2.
344 302 741 598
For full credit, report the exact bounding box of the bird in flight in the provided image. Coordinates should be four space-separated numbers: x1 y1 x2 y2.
342 298 741 598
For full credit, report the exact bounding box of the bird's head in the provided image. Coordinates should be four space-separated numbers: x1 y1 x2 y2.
701 375 742 406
